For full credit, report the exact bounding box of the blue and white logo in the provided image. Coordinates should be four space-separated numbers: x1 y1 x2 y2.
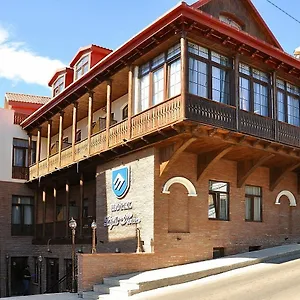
112 166 130 199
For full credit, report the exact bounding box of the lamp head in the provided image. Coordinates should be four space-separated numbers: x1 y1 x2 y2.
69 217 77 230
38 255 43 262
91 220 97 230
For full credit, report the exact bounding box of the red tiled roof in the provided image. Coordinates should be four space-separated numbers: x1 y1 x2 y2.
5 92 50 105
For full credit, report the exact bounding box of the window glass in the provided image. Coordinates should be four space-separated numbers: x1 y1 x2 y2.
277 91 285 122
152 53 165 69
253 69 269 83
153 67 164 105
240 77 250 111
140 62 150 76
140 74 150 111
211 52 231 67
219 15 242 30
245 186 262 222
253 83 268 116
287 83 300 96
169 59 181 98
167 43 180 60
212 67 230 104
288 95 300 126
239 63 250 76
276 79 285 90
189 57 208 98
75 55 89 80
188 42 209 59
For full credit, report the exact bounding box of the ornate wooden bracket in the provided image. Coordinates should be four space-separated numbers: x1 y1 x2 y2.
159 137 197 176
197 145 234 182
270 162 300 191
237 154 274 188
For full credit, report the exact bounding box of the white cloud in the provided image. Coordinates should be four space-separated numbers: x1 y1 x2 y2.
0 25 65 87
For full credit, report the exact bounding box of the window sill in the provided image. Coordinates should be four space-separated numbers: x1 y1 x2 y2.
208 218 230 222
245 220 263 223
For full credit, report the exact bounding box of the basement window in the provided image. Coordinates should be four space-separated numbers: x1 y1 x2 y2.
213 247 225 259
249 246 261 252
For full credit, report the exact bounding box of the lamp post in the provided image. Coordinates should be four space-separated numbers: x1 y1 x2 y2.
5 254 9 297
91 221 97 254
69 217 77 293
38 255 43 294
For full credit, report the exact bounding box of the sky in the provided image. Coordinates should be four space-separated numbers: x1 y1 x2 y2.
0 0 299 107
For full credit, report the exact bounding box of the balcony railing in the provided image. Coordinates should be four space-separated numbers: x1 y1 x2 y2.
29 96 183 180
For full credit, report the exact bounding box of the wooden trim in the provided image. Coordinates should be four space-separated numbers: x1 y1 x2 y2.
197 145 234 182
160 137 197 176
234 55 240 131
58 111 64 167
87 92 94 155
28 134 32 167
72 102 78 161
272 72 278 140
106 80 112 148
65 180 70 238
79 173 84 237
181 32 188 118
47 120 52 172
36 127 41 177
270 162 300 191
128 65 134 140
237 154 274 188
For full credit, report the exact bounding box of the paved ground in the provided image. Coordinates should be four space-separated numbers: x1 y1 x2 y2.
1 293 78 300
130 252 300 300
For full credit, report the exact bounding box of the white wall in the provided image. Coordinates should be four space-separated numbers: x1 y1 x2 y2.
0 108 29 182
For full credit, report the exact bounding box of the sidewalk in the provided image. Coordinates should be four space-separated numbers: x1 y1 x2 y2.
1 293 78 300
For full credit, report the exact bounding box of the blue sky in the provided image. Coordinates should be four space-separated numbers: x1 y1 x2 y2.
0 0 299 107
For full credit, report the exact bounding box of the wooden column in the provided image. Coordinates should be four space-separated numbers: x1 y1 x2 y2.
234 55 240 131
106 80 112 148
87 91 94 155
53 183 57 239
42 187 46 237
58 111 64 167
34 187 38 239
36 127 42 177
28 134 32 167
65 180 70 238
47 120 52 172
79 173 84 237
272 71 278 140
128 65 134 140
72 102 78 161
180 31 188 118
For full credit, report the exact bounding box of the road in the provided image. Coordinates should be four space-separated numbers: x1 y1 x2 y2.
131 253 300 300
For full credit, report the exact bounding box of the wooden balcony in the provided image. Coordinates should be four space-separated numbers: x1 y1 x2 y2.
29 96 183 180
30 93 300 181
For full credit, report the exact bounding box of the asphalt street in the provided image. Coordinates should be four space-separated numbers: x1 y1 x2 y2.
130 253 300 300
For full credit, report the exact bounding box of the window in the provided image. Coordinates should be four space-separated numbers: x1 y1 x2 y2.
122 104 128 120
219 14 243 30
33 257 40 284
245 185 262 222
239 63 270 117
213 247 225 259
208 180 229 220
11 196 34 236
136 43 181 113
276 79 300 126
75 130 81 143
75 55 89 80
188 42 232 105
53 76 64 97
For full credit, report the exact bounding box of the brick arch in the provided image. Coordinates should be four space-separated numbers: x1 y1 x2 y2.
275 190 297 207
162 177 197 197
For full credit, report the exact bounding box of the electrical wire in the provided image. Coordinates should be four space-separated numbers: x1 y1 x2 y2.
266 0 300 25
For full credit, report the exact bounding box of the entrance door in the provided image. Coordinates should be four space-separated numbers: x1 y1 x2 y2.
46 258 59 293
65 259 72 292
11 257 28 296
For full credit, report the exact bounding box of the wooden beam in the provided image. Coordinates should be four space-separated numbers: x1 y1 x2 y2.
58 111 64 167
128 65 134 140
160 137 197 176
36 127 41 177
72 102 78 161
237 154 274 188
87 91 94 155
180 31 188 119
47 120 52 172
106 80 112 148
270 162 300 191
197 145 234 182
28 134 32 167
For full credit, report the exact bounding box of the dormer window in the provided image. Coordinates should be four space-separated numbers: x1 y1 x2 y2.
53 76 64 97
75 55 89 80
219 13 243 31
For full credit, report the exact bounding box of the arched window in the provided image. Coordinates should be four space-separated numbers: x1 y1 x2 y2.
75 55 89 80
53 76 64 97
219 13 244 31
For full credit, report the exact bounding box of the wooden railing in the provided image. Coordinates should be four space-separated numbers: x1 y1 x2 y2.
12 166 29 180
278 121 300 147
29 96 183 180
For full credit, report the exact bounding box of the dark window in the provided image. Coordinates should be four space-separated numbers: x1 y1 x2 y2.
83 198 89 218
11 196 34 236
245 186 262 222
249 246 261 252
33 257 40 284
188 42 232 105
208 180 229 221
122 105 129 120
239 63 270 117
69 201 78 219
213 247 225 259
75 130 81 143
277 79 300 126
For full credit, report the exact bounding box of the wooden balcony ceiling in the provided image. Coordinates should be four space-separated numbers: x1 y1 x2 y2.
33 67 129 137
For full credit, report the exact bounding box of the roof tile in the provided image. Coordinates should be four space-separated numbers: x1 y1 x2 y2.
5 92 50 105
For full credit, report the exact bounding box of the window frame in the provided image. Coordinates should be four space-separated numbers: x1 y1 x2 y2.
74 54 90 80
245 185 263 222
137 43 181 113
239 63 272 117
208 180 230 221
53 75 65 97
188 42 234 106
11 195 34 236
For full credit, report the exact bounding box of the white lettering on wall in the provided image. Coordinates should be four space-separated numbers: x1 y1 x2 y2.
104 213 141 230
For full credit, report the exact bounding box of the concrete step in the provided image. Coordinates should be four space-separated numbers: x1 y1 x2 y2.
93 283 116 294
109 286 139 298
83 291 101 300
103 272 140 286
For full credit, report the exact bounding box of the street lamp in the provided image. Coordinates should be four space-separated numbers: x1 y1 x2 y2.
91 221 97 254
38 255 43 294
69 217 77 293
